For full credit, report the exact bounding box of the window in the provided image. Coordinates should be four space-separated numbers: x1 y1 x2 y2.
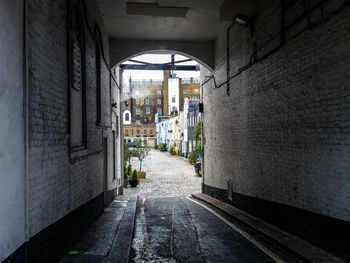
125 113 129 121
69 10 86 152
157 98 161 105
136 108 140 115
145 98 149 105
95 36 101 125
112 131 116 180
146 107 150 114
144 129 147 135
136 98 140 105
172 97 176 103
157 90 161 95
145 90 150 95
135 90 140 95
124 130 129 136
135 120 140 124
137 130 140 136
157 108 162 115
194 89 199 94
183 89 188 94
124 101 128 106
150 129 153 135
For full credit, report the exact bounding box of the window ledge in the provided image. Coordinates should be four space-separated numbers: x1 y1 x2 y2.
70 146 88 159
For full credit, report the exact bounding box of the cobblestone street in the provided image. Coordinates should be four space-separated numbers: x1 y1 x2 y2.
125 149 201 198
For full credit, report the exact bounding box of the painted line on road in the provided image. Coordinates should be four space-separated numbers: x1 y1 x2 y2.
186 197 286 263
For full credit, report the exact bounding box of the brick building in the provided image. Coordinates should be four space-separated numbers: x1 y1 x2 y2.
0 1 122 262
123 124 156 138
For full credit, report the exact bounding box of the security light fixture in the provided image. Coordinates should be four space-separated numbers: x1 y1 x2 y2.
234 14 252 27
234 14 254 37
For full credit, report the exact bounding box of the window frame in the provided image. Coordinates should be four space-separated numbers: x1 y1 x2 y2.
69 8 87 157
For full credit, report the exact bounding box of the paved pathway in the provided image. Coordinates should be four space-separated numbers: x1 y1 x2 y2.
125 149 201 198
131 197 277 263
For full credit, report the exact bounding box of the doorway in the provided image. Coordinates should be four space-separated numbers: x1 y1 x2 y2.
103 137 108 206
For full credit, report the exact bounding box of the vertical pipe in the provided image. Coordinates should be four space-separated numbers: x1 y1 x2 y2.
23 0 29 261
226 22 234 96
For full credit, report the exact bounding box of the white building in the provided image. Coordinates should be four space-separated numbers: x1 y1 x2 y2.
167 74 180 115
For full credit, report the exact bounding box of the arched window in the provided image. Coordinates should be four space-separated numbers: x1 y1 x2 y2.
125 113 129 121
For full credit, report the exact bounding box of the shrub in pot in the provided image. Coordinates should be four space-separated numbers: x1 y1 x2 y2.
127 164 132 177
123 170 129 187
188 149 198 164
130 170 138 187
169 145 176 155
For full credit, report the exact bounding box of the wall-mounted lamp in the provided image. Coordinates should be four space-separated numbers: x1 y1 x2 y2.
234 14 253 26
234 14 254 36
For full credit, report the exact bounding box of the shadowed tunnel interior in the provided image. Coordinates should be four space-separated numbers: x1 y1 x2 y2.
0 0 350 262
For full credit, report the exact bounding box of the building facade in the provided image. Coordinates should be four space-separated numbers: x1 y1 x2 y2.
122 71 200 147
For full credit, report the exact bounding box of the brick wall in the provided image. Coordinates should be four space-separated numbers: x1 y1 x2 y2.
27 0 120 237
202 0 350 221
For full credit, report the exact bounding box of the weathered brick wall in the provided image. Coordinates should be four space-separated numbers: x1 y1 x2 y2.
202 0 350 221
27 0 119 237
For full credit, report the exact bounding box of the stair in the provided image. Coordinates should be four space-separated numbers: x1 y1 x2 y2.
60 195 138 263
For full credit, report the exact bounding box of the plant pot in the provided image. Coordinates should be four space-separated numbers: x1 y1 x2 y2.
124 179 129 188
138 172 146 179
129 179 138 187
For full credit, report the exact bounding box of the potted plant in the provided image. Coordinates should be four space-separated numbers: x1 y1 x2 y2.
123 169 129 188
134 139 151 179
130 170 138 187
127 164 132 177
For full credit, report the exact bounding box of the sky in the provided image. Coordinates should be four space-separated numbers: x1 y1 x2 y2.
122 54 200 82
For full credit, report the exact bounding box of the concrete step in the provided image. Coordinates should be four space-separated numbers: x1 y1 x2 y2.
60 195 138 263
191 193 346 263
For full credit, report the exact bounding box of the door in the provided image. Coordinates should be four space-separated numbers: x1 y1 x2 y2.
103 138 108 206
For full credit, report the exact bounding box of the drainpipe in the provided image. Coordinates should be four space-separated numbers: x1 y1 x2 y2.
23 0 30 259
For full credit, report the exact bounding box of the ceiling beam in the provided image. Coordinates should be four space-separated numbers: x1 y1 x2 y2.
120 64 199 71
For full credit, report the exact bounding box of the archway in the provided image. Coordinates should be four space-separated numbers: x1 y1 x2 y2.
120 52 205 199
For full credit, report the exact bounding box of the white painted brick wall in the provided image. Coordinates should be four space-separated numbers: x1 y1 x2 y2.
27 0 120 237
201 1 350 221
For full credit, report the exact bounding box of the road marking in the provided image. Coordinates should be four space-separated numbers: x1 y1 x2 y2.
186 197 286 263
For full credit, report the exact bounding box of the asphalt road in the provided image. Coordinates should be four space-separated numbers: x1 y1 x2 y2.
131 197 277 263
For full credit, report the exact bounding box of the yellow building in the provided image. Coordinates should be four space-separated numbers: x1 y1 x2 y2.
168 115 180 153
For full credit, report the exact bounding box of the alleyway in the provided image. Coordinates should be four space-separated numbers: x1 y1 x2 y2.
60 150 296 263
125 150 201 198
125 150 293 263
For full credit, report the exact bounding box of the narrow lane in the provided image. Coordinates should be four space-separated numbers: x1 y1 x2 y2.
128 150 282 263
131 197 277 263
125 149 201 198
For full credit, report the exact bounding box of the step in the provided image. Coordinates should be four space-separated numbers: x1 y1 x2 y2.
191 193 346 263
60 195 138 263
107 195 138 263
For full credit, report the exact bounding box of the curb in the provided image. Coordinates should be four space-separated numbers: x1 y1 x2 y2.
191 193 346 263
107 195 139 263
